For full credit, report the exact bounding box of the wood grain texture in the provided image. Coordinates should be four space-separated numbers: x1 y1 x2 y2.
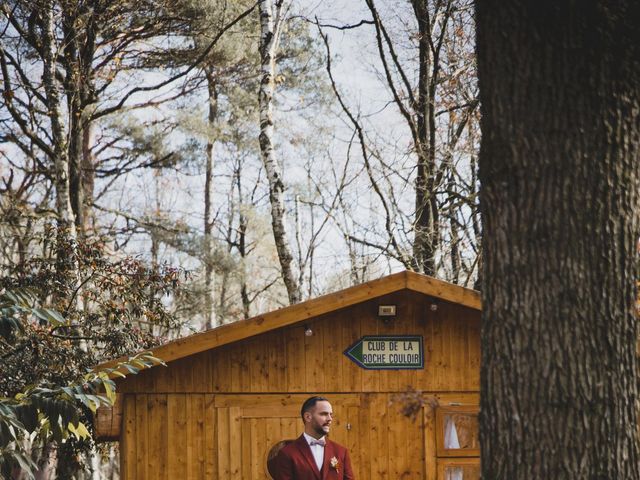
119 392 478 479
94 393 123 440
121 395 136 480
134 394 147 480
167 395 187 478
117 292 480 397
204 395 216 479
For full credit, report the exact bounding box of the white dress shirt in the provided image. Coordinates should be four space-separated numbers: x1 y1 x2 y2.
303 432 325 471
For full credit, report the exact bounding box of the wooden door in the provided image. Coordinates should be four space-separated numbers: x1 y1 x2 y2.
356 393 427 479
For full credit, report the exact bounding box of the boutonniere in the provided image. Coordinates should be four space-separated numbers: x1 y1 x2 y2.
330 456 339 472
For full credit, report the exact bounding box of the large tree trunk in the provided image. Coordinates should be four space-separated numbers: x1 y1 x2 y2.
258 0 299 304
477 1 640 478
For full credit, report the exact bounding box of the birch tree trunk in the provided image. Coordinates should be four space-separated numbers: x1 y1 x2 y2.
42 0 77 306
42 1 76 238
204 67 218 329
258 0 300 305
477 1 640 477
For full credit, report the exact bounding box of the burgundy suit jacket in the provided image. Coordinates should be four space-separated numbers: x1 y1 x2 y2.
268 435 354 480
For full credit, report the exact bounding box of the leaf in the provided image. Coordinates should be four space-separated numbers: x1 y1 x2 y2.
0 421 18 448
5 289 35 308
123 364 140 375
31 308 64 327
42 308 66 326
67 421 90 440
84 394 105 412
74 393 93 411
0 315 23 340
143 354 166 366
14 404 38 433
51 422 64 443
101 378 116 404
58 401 79 429
130 359 146 370
61 387 75 400
3 291 22 307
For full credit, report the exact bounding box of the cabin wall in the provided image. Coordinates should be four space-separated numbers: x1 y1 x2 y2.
120 392 480 480
118 291 480 395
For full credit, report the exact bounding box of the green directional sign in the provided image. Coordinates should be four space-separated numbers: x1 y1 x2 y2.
343 335 424 370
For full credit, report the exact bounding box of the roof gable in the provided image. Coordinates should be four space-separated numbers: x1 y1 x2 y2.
98 270 480 371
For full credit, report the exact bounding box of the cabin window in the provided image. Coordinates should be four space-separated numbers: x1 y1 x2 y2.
436 406 480 456
437 458 481 480
436 406 480 479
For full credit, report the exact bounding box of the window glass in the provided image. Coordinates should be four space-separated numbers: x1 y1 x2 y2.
443 413 479 451
444 464 480 480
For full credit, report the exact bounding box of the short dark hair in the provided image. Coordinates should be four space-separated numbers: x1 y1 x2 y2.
300 396 329 420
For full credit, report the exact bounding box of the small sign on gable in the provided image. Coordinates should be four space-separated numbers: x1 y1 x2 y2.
344 335 424 370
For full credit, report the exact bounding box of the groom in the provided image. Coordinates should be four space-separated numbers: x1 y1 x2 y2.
268 396 355 479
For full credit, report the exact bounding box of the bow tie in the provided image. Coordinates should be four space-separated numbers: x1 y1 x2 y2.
309 439 325 447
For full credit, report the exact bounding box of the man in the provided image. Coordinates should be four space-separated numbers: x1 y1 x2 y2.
268 396 355 480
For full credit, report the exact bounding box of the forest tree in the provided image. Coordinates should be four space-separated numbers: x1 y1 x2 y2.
477 1 640 477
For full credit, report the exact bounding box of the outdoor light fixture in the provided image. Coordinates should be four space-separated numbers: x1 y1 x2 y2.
378 304 397 325
429 302 439 312
304 326 313 337
378 305 397 317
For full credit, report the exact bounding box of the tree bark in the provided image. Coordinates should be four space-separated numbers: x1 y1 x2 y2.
42 2 76 236
477 1 640 478
81 121 95 231
42 0 78 299
34 442 57 480
258 0 300 304
204 67 218 329
61 1 98 235
411 0 439 276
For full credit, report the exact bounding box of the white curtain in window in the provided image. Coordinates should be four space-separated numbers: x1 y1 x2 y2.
446 467 464 480
444 416 460 449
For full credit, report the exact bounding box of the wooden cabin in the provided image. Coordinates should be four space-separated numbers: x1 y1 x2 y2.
96 271 481 479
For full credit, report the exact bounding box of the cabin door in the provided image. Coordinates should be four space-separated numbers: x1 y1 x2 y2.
356 393 428 479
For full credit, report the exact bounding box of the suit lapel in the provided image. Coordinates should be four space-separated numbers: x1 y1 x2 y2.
321 440 335 479
295 436 321 480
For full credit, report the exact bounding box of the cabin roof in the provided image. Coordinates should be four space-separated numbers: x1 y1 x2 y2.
97 270 480 372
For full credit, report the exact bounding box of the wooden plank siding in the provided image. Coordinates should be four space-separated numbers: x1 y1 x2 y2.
118 291 480 395
119 392 479 480
98 271 480 375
